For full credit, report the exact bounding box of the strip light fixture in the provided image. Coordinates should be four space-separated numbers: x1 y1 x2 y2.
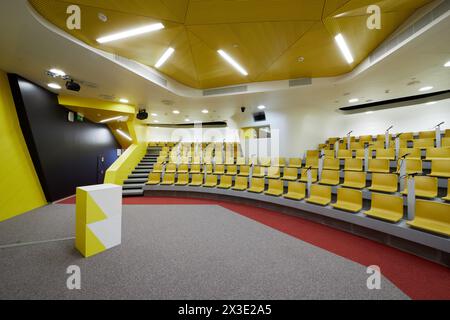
96 23 164 44
217 50 248 76
47 83 61 89
116 129 132 141
334 33 354 64
100 116 123 123
155 47 175 68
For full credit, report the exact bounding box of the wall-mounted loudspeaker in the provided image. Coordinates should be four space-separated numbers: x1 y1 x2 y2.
253 111 266 122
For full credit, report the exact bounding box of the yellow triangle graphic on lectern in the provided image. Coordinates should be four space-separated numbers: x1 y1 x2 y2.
85 226 107 257
86 194 108 224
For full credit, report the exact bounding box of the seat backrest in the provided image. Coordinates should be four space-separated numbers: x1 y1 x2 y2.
350 142 364 150
251 178 264 188
345 171 366 184
191 164 200 171
369 159 389 171
324 158 339 169
338 150 352 158
268 179 283 191
399 148 421 159
418 131 435 139
284 167 298 177
220 175 232 185
355 149 365 159
345 158 362 170
191 174 203 183
148 172 160 182
205 175 217 184
227 165 237 172
442 137 450 148
415 176 437 192
372 173 397 187
167 163 176 171
323 150 335 159
359 135 373 143
432 159 450 175
415 200 450 224
306 150 319 158
253 166 262 174
179 164 188 171
414 138 435 149
370 192 403 214
301 168 318 179
177 173 188 182
153 163 163 171
288 158 301 166
399 132 414 140
268 167 280 175
427 148 450 159
235 176 248 188
215 164 224 172
310 184 331 199
163 173 175 182
406 159 422 172
321 169 339 181
236 157 246 165
289 182 306 195
376 148 395 159
337 188 362 205
240 165 250 174
205 164 213 172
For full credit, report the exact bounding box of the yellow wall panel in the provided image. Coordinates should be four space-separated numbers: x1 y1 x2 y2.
0 70 47 222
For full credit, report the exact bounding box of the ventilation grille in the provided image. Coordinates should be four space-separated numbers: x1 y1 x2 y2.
289 77 312 87
203 85 248 96
369 1 450 64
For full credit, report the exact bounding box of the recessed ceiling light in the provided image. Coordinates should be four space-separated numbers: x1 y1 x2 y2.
155 47 175 68
217 49 248 76
257 105 266 110
426 101 437 105
419 86 433 92
444 61 450 67
151 113 158 117
100 116 122 123
365 111 374 115
172 110 180 114
96 23 164 44
119 98 129 103
49 69 66 77
201 109 209 114
334 33 354 64
116 129 132 141
185 118 190 122
153 120 159 123
47 83 61 89
349 98 359 103
297 56 305 63
98 13 108 22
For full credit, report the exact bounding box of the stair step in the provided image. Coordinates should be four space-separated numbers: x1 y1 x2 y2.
124 178 148 184
136 166 153 170
133 169 151 174
139 162 155 166
123 184 145 189
123 189 144 197
128 173 149 178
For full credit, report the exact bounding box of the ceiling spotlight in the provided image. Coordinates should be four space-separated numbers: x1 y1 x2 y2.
444 61 450 67
98 13 108 22
365 111 374 115
116 129 132 141
185 118 190 122
47 83 61 89
155 47 175 68
100 116 123 123
202 109 209 114
349 98 359 103
151 113 158 117
96 23 164 44
153 120 159 123
119 98 129 103
334 33 354 64
419 86 433 92
297 56 305 63
172 110 180 114
49 69 66 77
257 105 266 110
217 49 248 76
426 101 437 105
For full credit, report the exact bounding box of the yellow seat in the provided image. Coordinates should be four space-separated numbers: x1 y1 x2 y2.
238 165 250 177
215 157 224 165
398 148 421 160
259 157 271 167
287 158 302 168
203 157 212 165
340 171 366 189
204 164 213 174
189 174 203 186
442 137 450 148
236 157 246 165
368 159 390 173
178 164 189 173
355 149 365 160
252 166 265 178
368 173 398 193
350 142 364 151
156 156 166 164
332 188 362 213
146 172 161 185
365 193 404 223
376 148 395 160
359 135 373 145
248 178 265 193
344 158 363 171
175 173 189 186
337 149 352 159
190 164 201 174
217 175 232 189
225 157 235 165
323 150 335 159
203 175 218 188
180 157 189 165
232 176 248 191
299 168 318 183
281 167 298 181
414 138 435 149
305 156 319 169
446 129 450 137
153 163 163 173
225 165 237 176
418 131 435 139
306 185 331 206
323 158 339 170
443 179 450 201
319 169 340 186
425 148 450 160
429 160 450 178
396 159 422 175
266 166 280 179
407 200 450 236
214 164 225 175
192 156 201 165
264 179 283 197
161 173 175 185
401 176 438 199
399 132 414 141
166 163 177 173
283 182 306 201
273 157 286 167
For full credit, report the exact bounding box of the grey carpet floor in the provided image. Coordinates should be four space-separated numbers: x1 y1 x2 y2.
0 204 409 300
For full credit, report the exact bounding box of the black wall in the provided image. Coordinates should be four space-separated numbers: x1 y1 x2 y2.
8 74 121 202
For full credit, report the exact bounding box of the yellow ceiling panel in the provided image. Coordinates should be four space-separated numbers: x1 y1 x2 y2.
29 0 433 89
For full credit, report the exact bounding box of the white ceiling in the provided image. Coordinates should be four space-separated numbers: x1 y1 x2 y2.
0 0 449 126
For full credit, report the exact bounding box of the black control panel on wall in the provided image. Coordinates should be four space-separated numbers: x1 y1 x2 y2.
253 111 266 122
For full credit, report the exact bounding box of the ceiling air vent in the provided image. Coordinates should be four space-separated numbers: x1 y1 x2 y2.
203 85 248 96
289 78 312 87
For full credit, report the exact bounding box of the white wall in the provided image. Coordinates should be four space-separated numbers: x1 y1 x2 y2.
146 126 240 143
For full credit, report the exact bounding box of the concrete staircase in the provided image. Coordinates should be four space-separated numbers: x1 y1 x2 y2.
122 146 160 197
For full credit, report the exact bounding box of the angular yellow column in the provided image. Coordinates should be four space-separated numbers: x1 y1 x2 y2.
75 184 122 258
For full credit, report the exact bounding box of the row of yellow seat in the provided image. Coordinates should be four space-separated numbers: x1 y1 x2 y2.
146 173 450 236
333 147 450 160
327 130 450 143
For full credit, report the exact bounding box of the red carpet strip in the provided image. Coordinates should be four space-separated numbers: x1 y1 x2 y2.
58 195 450 300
